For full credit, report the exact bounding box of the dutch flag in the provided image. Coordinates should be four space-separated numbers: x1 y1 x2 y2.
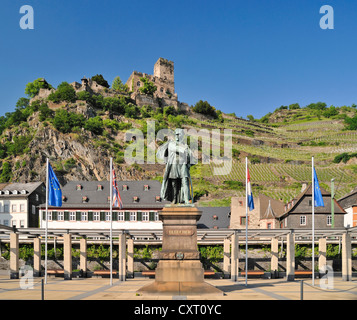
247 167 254 211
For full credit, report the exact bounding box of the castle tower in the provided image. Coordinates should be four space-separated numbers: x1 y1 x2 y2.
153 58 175 94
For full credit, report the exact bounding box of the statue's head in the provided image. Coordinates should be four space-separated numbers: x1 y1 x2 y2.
175 128 185 142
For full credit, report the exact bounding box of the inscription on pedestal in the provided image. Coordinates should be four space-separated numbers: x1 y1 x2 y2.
166 229 194 236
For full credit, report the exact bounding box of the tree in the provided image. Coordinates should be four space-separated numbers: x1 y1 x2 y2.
84 116 103 135
323 106 339 118
15 97 30 111
112 76 128 92
344 115 357 130
192 100 218 119
53 109 85 133
247 114 254 121
48 82 76 103
25 78 53 98
39 103 54 121
138 77 157 96
91 74 109 88
0 162 12 183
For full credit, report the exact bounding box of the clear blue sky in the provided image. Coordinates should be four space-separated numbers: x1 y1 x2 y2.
0 0 356 119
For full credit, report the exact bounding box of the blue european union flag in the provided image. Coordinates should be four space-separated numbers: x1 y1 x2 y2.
48 163 62 207
313 168 324 207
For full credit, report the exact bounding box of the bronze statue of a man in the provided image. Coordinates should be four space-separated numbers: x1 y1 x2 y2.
156 128 195 204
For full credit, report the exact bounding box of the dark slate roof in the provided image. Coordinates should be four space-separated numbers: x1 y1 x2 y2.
280 183 345 219
40 180 170 209
0 182 44 198
197 207 230 229
338 188 357 209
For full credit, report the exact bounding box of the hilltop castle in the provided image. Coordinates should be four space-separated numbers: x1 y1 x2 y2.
31 58 189 112
125 57 189 111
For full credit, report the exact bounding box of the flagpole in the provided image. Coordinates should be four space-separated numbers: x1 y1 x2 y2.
45 158 49 285
312 156 315 286
109 157 113 286
245 157 248 287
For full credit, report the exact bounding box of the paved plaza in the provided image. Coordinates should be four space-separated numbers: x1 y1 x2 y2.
0 275 356 300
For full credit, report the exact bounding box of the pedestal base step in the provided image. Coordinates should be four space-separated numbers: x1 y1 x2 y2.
137 281 223 296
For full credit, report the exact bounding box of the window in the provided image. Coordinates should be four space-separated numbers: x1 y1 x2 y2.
133 196 139 203
144 185 149 191
130 212 136 221
122 185 128 191
97 185 103 191
143 212 149 221
155 212 159 221
81 212 88 221
32 205 36 215
76 184 82 191
62 196 67 202
239 201 243 206
94 212 100 221
21 190 26 195
20 204 25 212
267 223 272 229
58 212 64 221
308 200 312 206
70 212 76 221
12 204 17 212
284 218 287 227
300 216 306 226
13 190 18 195
4 204 9 213
327 215 332 226
20 220 25 228
137 81 141 87
82 196 88 203
105 212 111 221
118 212 124 221
11 220 17 227
3 220 9 226
36 194 39 202
240 216 248 225
155 196 161 202
47 212 52 221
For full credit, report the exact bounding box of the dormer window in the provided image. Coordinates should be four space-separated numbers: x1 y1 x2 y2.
76 184 82 191
82 196 88 203
155 196 161 202
144 185 149 191
62 195 67 202
97 184 103 191
21 190 26 194
4 190 10 195
13 190 18 194
123 185 128 191
213 215 218 220
133 196 139 203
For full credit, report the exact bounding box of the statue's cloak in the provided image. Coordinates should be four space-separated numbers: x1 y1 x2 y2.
156 141 195 203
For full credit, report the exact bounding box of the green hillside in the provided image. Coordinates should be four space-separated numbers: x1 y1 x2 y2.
0 77 356 206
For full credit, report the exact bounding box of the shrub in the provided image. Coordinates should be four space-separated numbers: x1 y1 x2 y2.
39 103 54 121
192 100 218 118
48 82 76 103
0 162 12 183
138 77 157 96
91 74 109 88
84 116 103 135
25 78 53 98
53 109 85 133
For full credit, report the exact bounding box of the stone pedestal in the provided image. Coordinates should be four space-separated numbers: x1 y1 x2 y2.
138 205 222 296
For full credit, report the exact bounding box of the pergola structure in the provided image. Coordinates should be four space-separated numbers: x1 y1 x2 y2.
1 224 356 282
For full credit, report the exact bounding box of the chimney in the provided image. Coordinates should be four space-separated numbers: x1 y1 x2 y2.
301 183 307 193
